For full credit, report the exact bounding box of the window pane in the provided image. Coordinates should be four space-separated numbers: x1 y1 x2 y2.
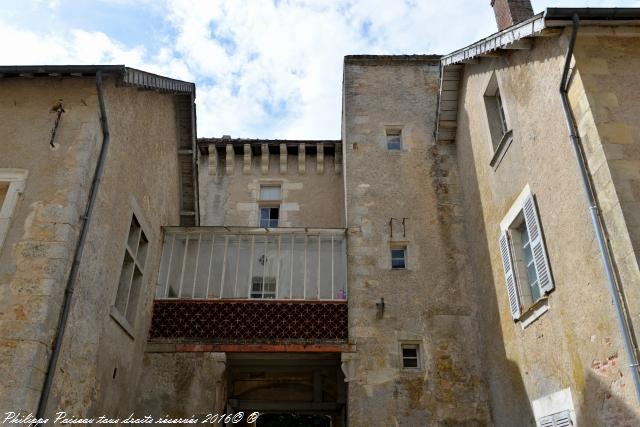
386 130 402 150
277 236 293 299
260 185 281 200
115 251 135 312
403 358 418 368
391 248 406 269
402 348 417 358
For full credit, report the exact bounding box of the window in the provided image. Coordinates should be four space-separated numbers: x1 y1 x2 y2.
113 214 148 330
401 344 421 369
499 187 554 321
532 388 575 427
0 169 28 252
391 246 406 269
250 277 276 299
259 207 279 228
539 411 572 427
260 185 281 201
386 128 402 150
259 185 281 228
484 73 511 153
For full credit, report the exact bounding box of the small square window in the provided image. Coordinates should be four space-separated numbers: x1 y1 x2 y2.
401 344 421 369
386 129 402 150
259 206 279 228
260 185 281 201
391 247 406 269
251 277 276 299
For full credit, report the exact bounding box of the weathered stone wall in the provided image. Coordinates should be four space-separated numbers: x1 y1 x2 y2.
137 352 227 420
570 28 640 359
198 147 344 228
455 33 640 426
0 76 183 417
0 78 100 414
343 57 490 426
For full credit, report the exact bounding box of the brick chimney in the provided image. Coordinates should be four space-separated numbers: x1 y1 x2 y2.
491 0 534 30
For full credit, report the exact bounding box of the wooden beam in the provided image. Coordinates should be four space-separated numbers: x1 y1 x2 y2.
228 400 341 412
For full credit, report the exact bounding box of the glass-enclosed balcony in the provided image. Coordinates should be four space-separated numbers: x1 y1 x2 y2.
156 227 347 300
150 227 348 345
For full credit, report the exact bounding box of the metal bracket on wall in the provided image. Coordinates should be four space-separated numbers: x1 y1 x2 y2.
389 217 409 238
49 99 65 147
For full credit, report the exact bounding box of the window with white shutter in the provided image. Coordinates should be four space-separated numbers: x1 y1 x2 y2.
499 187 554 322
538 410 572 427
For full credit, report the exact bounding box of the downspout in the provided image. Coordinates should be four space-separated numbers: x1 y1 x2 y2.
36 70 112 420
559 14 640 402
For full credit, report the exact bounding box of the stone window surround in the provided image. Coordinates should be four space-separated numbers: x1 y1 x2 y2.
0 169 28 252
257 181 283 228
484 72 514 169
384 124 406 152
500 184 552 329
390 241 409 271
110 197 152 339
399 341 423 371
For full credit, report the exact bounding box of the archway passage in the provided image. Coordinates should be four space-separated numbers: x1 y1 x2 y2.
256 413 331 427
226 353 346 427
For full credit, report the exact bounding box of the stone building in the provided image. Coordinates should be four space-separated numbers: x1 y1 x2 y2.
2 1 640 426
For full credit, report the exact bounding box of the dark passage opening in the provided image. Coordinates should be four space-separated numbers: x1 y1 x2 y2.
256 413 331 427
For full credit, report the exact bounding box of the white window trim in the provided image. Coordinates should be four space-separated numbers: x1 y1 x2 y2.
0 169 28 251
532 388 576 427
499 185 554 328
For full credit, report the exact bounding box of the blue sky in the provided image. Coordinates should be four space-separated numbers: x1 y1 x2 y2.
1 0 639 139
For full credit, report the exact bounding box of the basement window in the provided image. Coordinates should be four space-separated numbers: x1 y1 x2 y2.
401 344 421 369
112 214 148 336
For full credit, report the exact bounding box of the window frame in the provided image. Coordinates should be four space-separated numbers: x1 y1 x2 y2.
111 212 149 338
400 342 422 370
390 245 407 270
484 73 514 168
499 185 554 326
258 184 282 228
385 127 403 151
0 169 28 252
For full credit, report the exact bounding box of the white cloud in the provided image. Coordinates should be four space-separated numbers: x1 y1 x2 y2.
1 0 639 138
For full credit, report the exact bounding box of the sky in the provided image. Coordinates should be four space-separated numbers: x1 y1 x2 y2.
1 0 638 139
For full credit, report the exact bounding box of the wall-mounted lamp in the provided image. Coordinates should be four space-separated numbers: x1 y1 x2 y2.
376 297 385 319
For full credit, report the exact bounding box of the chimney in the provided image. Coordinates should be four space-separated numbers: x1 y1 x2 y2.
491 0 534 30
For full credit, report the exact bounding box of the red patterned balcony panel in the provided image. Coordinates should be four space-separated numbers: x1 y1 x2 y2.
149 299 348 343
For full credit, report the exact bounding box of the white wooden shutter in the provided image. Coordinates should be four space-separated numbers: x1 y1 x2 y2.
499 231 521 319
523 193 554 294
553 410 572 427
539 415 554 427
539 410 572 427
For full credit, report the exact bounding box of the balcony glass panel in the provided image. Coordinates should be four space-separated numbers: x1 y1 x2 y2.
157 227 347 301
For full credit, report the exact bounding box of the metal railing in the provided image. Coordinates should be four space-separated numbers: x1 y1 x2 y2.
156 227 347 300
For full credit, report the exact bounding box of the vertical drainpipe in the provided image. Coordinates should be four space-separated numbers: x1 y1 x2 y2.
559 14 640 402
190 89 200 226
35 70 112 421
